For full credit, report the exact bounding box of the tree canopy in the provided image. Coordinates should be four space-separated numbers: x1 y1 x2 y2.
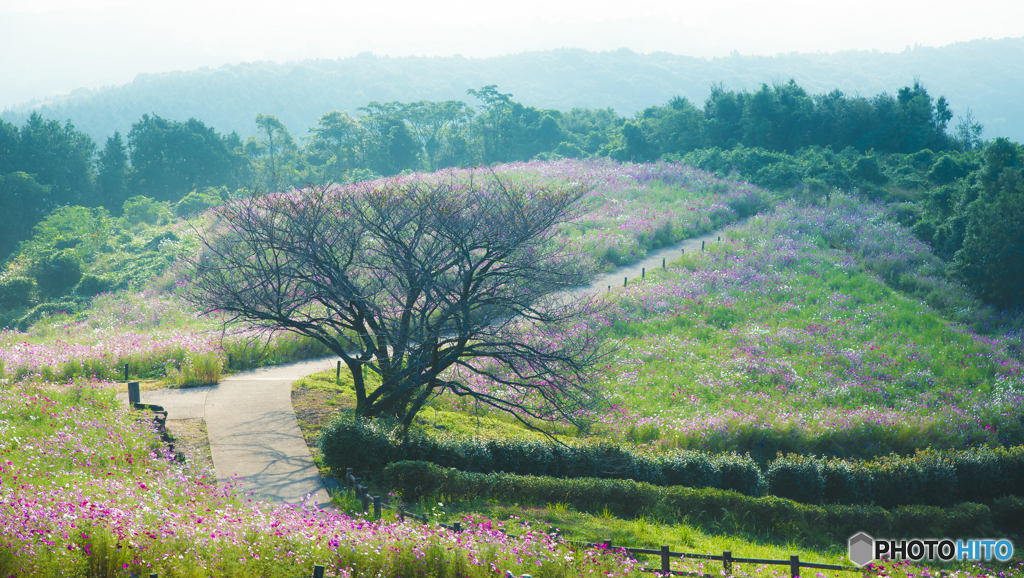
185 172 610 428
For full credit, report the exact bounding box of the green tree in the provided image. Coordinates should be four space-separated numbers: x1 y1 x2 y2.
356 102 421 175
96 131 130 213
954 145 1024 308
401 100 475 170
129 114 242 201
0 119 20 174
0 172 50 259
246 113 309 191
18 112 96 207
305 110 364 182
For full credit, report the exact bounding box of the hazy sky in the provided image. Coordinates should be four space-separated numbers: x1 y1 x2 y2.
3 0 1023 108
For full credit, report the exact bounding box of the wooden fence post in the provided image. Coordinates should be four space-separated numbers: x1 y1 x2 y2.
373 495 381 519
603 539 612 549
701 241 705 252
312 565 325 578
346 468 353 492
624 277 627 287
336 360 341 383
453 522 461 533
128 382 141 406
723 551 732 575
790 555 800 577
360 491 369 514
124 364 129 381
660 545 670 575
662 257 666 269
642 267 645 279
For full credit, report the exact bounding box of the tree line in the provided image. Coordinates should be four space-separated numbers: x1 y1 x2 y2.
2 79 1017 308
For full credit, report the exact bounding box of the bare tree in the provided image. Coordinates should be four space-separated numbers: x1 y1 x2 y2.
186 171 610 429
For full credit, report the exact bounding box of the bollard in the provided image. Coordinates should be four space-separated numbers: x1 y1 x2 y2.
373 495 381 519
701 241 705 252
790 555 800 577
128 382 141 406
642 267 645 279
312 565 325 578
661 545 670 575
662 257 666 269
723 551 732 575
336 360 341 383
124 363 129 382
624 277 627 287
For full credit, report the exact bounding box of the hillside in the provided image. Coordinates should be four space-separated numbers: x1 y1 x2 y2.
3 38 1024 144
2 160 1023 575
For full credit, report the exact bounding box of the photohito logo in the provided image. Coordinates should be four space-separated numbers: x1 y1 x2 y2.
848 533 1015 567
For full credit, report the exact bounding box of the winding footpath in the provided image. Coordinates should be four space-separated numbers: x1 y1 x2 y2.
135 228 728 505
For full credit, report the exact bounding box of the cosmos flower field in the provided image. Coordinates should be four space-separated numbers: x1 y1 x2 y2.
2 159 1022 575
0 381 642 576
0 159 768 386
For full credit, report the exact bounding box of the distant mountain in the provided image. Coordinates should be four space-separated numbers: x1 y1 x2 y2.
4 38 1023 144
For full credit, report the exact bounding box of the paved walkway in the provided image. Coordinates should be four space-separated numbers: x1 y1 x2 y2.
131 227 732 506
133 358 340 506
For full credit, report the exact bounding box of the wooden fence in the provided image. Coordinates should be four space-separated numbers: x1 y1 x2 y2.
342 470 864 578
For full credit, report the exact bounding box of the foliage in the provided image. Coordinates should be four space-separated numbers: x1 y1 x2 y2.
30 250 83 297
173 187 225 217
128 113 245 201
321 412 1024 508
0 277 35 309
379 461 1001 540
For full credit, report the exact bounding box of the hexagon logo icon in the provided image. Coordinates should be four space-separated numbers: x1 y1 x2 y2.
848 532 874 567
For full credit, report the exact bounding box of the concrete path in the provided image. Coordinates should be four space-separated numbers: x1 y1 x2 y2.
127 226 733 507
206 358 340 505
571 228 728 299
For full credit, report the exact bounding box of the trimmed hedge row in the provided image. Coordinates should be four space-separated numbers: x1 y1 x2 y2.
318 416 760 494
381 461 1022 539
319 416 1024 507
767 448 1024 507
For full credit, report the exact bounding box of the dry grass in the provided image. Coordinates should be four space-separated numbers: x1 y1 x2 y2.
165 418 215 474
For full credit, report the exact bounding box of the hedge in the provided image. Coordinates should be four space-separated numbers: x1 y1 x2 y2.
380 461 1012 539
318 415 761 494
319 415 1024 507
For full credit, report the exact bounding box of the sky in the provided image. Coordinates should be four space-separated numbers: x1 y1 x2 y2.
3 0 1024 109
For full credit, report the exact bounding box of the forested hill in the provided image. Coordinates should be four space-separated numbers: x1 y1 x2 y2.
3 37 1024 144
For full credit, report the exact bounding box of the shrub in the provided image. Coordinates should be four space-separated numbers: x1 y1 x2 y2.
712 453 762 496
321 415 1024 507
661 452 718 488
32 251 83 297
0 277 34 309
123 196 165 225
75 274 116 297
380 461 995 540
766 454 824 504
174 189 223 217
